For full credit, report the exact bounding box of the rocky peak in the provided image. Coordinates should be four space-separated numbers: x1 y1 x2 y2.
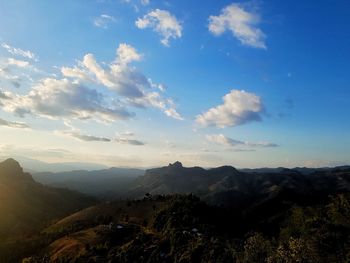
0 158 32 182
168 161 183 169
0 158 22 172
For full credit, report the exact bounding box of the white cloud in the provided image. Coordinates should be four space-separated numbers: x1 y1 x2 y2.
61 43 182 120
206 134 278 148
0 43 182 126
0 56 40 89
208 3 266 49
116 43 142 64
0 118 29 129
7 58 30 68
135 9 182 46
196 90 263 128
1 78 133 122
1 43 38 61
61 66 92 82
164 108 183 120
129 91 184 120
93 14 117 29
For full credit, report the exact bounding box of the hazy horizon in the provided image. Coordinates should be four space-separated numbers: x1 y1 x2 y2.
1 156 349 173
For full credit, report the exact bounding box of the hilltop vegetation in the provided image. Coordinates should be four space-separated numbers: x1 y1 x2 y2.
21 193 350 262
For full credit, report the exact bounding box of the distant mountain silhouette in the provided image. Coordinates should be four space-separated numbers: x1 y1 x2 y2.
129 161 241 197
33 167 144 199
128 162 350 208
0 156 108 173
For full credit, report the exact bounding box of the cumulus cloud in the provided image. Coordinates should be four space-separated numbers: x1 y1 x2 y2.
61 43 182 120
62 46 147 99
206 134 278 148
116 43 142 65
196 90 263 128
208 3 266 49
93 14 117 29
1 78 133 122
0 118 29 129
0 43 182 125
135 9 182 46
0 57 39 89
1 43 38 61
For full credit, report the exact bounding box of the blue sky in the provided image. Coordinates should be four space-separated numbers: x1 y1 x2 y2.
0 0 349 168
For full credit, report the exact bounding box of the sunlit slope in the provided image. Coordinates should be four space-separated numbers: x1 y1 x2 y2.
0 158 96 239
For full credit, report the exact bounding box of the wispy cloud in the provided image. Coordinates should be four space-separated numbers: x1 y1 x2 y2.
115 137 145 145
1 43 38 61
114 130 145 145
61 130 146 145
196 90 263 128
140 0 149 5
206 134 278 148
208 3 266 49
121 0 150 11
64 131 112 142
0 118 29 129
93 14 117 29
136 9 182 46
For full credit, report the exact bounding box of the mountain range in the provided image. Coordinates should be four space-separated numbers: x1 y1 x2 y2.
0 156 108 173
33 168 144 199
129 161 350 207
2 158 350 262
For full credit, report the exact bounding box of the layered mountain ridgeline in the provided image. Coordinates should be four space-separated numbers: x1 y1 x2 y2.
129 162 350 207
22 194 350 263
31 161 350 203
33 168 144 199
0 156 109 173
3 160 350 262
0 158 96 262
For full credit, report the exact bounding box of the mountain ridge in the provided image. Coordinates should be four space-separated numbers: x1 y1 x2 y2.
0 158 96 241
